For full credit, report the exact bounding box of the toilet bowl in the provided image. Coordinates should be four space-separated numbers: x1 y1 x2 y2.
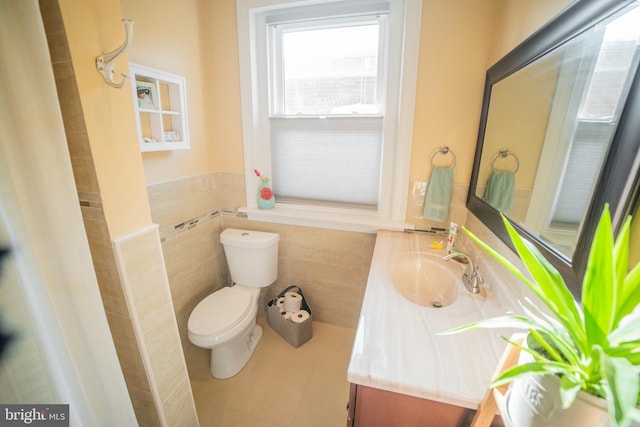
188 285 262 379
187 228 279 379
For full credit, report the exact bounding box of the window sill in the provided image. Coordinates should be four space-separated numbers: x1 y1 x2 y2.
239 204 413 234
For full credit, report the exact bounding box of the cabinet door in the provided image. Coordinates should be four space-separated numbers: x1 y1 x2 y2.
347 383 357 427
350 385 473 427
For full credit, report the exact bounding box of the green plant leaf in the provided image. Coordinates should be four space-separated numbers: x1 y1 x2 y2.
519 298 562 330
612 216 631 327
439 315 540 335
629 409 640 424
461 225 539 291
518 303 581 366
560 374 583 409
615 330 640 358
582 207 616 348
529 328 565 363
609 309 640 347
616 260 640 327
464 220 584 346
607 345 640 365
491 361 571 388
501 216 587 351
599 350 640 427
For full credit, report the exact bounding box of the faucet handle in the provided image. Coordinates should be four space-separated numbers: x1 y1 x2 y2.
443 252 484 294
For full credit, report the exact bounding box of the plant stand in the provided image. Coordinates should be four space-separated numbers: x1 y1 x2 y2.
472 334 616 427
471 334 525 427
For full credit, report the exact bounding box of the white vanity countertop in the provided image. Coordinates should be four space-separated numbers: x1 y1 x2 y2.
347 230 512 409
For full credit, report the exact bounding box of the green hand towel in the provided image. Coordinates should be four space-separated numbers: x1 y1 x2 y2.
484 170 515 213
423 167 454 222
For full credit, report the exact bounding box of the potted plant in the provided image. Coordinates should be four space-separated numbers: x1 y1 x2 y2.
443 206 640 427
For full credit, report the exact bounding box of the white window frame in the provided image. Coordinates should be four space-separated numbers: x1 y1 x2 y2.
236 0 422 233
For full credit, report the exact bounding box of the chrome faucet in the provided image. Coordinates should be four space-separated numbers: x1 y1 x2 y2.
441 251 484 294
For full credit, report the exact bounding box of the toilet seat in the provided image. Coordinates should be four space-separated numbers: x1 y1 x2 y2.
188 286 253 345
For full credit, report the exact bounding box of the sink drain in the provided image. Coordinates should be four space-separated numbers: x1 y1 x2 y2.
431 301 443 308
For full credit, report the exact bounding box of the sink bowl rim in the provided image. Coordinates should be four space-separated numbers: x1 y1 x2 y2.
389 251 463 308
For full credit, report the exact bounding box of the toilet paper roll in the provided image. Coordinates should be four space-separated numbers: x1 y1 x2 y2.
290 310 310 324
283 291 302 312
280 310 292 320
276 297 285 310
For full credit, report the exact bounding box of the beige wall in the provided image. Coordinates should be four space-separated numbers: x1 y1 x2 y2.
121 0 214 184
489 0 572 64
410 0 501 185
125 0 505 187
57 0 151 239
129 0 639 276
201 0 246 173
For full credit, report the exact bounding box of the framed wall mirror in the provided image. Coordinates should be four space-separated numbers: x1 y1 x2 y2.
467 0 640 296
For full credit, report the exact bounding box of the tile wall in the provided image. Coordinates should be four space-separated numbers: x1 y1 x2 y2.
147 172 376 374
113 226 199 427
149 173 474 345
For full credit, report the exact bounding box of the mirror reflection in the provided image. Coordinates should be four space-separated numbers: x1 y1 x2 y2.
475 4 640 259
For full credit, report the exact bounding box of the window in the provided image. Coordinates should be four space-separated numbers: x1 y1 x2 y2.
270 16 384 209
273 22 382 116
237 0 422 232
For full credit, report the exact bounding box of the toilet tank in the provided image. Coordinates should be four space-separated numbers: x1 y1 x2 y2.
220 228 279 288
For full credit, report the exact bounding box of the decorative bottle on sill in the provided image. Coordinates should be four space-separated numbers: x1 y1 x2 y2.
254 169 275 210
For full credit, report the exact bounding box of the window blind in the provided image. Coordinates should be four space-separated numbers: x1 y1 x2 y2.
270 117 382 209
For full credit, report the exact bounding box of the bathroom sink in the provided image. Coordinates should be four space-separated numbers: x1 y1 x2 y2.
390 252 462 308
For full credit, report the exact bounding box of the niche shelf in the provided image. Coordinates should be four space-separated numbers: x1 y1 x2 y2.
129 63 189 152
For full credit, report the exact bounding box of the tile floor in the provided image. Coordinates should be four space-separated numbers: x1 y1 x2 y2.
188 316 356 427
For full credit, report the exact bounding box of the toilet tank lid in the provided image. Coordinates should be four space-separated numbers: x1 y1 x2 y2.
220 228 279 249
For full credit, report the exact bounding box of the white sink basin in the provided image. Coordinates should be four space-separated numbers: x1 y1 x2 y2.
390 252 462 308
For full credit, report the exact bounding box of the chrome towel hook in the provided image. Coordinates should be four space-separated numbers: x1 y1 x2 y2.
96 19 134 88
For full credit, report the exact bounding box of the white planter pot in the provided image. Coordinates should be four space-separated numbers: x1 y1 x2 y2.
503 334 610 427
504 373 609 427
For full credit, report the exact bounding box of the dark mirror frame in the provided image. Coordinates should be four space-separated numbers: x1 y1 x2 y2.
467 0 640 297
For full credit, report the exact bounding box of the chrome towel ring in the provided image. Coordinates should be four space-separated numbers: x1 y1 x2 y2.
491 148 520 173
431 146 456 168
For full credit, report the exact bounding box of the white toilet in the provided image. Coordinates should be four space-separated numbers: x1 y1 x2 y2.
188 228 279 379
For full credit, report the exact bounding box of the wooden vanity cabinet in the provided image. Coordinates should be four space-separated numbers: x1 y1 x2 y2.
347 384 504 427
